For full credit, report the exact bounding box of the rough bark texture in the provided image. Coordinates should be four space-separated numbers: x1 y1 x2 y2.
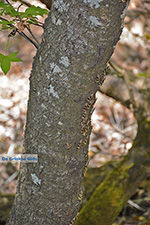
7 0 129 224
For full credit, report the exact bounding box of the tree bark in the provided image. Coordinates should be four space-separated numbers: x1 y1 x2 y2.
7 0 130 224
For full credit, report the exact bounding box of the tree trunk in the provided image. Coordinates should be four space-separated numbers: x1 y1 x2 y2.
7 0 130 224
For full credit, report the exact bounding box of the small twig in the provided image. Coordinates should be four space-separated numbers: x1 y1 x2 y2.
128 200 146 212
4 171 19 185
31 20 44 25
5 0 12 6
17 3 23 12
19 31 39 48
0 16 13 24
18 0 31 7
30 22 43 28
25 25 40 46
29 19 44 27
109 61 123 77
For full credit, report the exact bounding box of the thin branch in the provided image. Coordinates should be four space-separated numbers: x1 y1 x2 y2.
25 25 40 46
19 31 39 48
5 0 12 6
30 22 43 28
0 16 12 24
18 0 31 7
4 171 19 185
5 0 30 7
29 19 44 27
17 3 23 12
109 61 123 77
128 200 145 212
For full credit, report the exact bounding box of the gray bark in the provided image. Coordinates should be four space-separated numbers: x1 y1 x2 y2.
7 0 130 224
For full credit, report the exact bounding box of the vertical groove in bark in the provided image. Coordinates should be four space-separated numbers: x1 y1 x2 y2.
7 0 130 224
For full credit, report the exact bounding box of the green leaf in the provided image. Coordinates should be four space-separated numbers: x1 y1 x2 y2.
0 19 15 31
0 20 14 25
0 52 22 75
24 6 48 18
0 20 15 31
0 2 19 17
7 52 23 62
0 53 4 63
0 3 47 26
0 55 11 75
0 2 7 8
